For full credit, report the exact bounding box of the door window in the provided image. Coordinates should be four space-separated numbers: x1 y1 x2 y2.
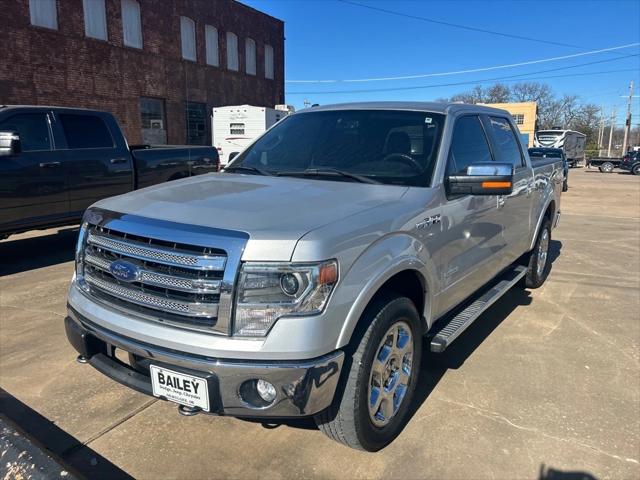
488 116 524 167
446 116 492 175
59 114 114 149
0 113 52 151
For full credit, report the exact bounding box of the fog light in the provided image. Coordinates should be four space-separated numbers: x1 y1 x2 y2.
256 379 277 403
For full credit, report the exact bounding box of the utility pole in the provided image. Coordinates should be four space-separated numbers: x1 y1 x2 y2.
597 105 605 156
621 80 634 156
607 107 616 158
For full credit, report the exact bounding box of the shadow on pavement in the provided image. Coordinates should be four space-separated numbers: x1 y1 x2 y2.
539 463 598 479
0 388 132 480
0 226 78 276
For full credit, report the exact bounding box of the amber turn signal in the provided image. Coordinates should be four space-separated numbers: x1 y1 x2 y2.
481 181 512 189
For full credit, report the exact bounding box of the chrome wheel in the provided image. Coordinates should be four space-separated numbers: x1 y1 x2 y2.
536 228 549 277
368 321 414 427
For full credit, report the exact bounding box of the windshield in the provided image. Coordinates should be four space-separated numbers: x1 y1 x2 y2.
528 148 562 158
227 109 445 186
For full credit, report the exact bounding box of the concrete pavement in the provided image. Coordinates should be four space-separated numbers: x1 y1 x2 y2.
1 168 638 479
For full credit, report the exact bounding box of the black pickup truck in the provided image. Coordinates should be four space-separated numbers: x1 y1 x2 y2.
0 106 219 239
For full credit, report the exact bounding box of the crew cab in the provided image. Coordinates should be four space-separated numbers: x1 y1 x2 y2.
0 106 219 239
620 150 640 175
65 102 562 451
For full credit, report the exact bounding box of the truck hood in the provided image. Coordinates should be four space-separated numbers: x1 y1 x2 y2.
93 173 408 261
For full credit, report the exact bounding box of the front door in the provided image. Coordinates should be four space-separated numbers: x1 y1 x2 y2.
0 111 69 230
434 114 507 315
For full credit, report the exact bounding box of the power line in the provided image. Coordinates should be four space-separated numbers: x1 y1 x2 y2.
336 0 607 51
286 67 639 95
286 42 639 83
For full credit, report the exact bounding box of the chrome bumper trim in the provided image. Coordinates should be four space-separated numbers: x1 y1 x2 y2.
67 309 344 417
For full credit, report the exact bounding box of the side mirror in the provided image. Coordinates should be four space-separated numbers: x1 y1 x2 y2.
0 131 21 157
228 151 239 162
447 162 513 195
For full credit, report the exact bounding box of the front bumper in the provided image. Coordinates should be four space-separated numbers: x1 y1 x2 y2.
65 308 344 418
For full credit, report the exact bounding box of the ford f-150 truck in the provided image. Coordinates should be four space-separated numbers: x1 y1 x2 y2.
65 102 562 451
0 105 219 239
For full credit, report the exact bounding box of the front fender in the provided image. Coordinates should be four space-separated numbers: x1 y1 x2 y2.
333 232 437 349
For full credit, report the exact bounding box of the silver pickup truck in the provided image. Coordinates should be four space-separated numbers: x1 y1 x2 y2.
65 102 563 451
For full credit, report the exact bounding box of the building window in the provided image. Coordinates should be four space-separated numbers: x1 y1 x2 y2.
245 38 256 75
226 32 238 71
186 102 207 145
83 0 108 40
140 97 167 145
121 0 142 49
514 114 525 125
205 25 219 66
230 123 245 135
180 16 196 61
264 44 274 79
29 0 58 30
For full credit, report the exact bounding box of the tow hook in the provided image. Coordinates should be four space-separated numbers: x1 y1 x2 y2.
178 405 202 416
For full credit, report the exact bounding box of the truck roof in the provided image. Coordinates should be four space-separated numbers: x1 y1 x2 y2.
300 101 511 116
0 105 109 114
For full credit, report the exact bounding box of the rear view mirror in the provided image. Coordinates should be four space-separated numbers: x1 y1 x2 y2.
447 162 513 195
0 131 21 157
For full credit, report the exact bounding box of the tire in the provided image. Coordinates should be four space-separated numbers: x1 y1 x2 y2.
314 295 422 451
599 162 614 173
632 164 640 176
525 219 552 289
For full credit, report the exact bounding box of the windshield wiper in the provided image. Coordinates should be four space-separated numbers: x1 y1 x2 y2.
276 168 380 184
224 165 273 176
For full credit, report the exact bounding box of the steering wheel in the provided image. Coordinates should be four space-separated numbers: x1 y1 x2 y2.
382 153 423 172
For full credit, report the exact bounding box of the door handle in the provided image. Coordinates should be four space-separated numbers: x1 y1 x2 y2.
39 161 61 168
110 157 128 164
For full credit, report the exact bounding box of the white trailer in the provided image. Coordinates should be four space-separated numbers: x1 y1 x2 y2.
212 105 290 166
534 129 587 167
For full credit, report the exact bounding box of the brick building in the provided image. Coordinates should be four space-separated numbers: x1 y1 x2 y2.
0 0 284 145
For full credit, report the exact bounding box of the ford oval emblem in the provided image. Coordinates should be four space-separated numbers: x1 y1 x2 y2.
109 260 139 282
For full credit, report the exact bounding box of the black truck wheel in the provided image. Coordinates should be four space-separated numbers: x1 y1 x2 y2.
599 162 614 173
525 219 552 289
314 295 422 451
632 164 640 176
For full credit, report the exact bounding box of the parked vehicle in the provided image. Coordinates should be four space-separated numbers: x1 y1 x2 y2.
620 150 640 175
0 106 219 239
212 105 290 166
65 102 563 451
529 147 568 191
534 129 586 167
587 156 623 173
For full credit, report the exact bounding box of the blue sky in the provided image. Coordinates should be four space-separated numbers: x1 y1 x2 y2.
243 0 640 126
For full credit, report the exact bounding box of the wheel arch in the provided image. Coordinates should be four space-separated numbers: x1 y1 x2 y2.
335 246 434 350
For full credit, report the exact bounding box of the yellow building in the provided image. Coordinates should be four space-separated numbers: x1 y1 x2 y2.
479 102 538 147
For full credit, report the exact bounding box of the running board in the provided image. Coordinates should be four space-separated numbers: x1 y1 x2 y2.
430 265 527 353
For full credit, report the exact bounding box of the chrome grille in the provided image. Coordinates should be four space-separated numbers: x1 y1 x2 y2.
79 225 226 332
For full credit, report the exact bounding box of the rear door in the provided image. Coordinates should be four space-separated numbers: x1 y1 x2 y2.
436 114 507 313
55 112 133 216
484 115 533 265
0 111 70 230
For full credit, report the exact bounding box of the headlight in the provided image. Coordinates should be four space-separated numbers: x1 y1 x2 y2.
233 260 338 337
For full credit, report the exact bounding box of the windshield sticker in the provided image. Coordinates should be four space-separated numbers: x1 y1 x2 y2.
425 117 432 124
